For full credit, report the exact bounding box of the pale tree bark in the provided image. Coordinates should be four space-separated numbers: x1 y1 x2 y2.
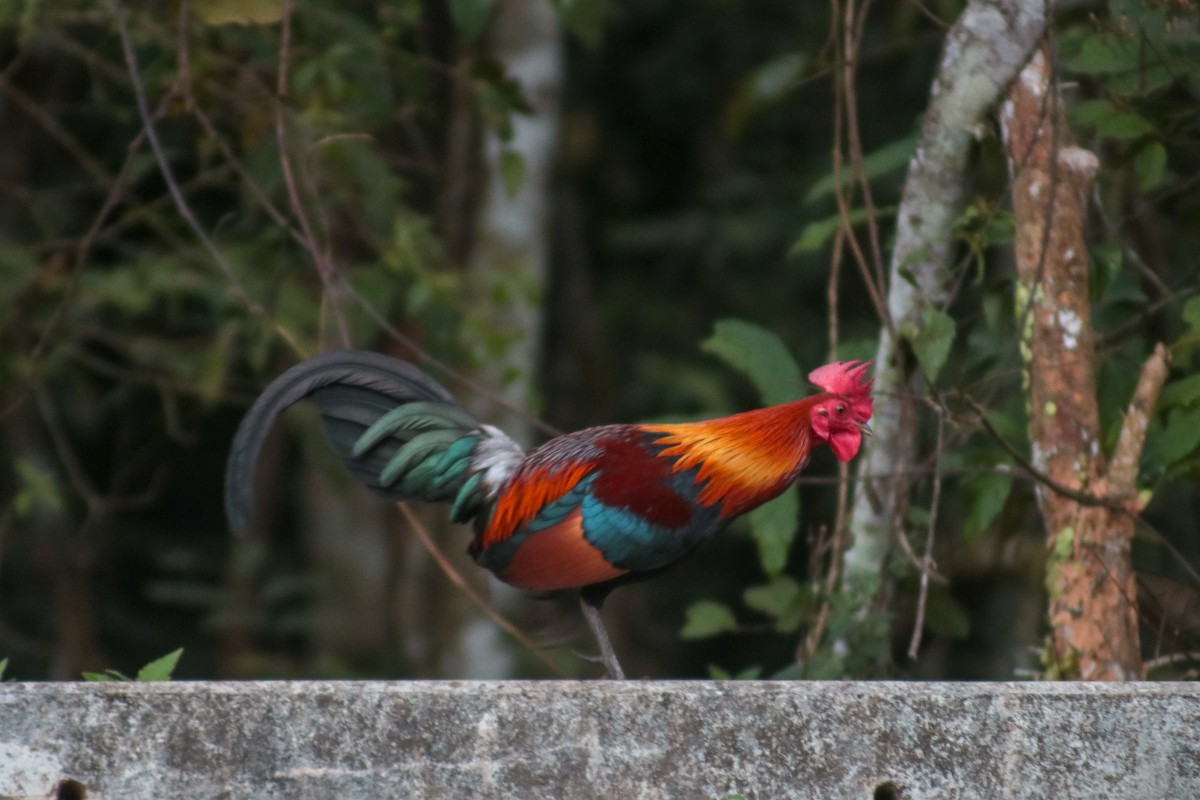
843 0 1046 593
464 0 561 442
1000 48 1167 681
302 0 562 679
452 0 563 677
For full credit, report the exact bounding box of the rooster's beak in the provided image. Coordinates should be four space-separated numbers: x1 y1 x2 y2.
856 421 873 437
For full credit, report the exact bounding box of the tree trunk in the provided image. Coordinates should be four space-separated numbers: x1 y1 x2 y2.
453 0 563 677
843 0 1046 602
1000 47 1167 681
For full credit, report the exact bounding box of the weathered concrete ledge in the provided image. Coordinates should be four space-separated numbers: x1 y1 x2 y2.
1 681 1197 799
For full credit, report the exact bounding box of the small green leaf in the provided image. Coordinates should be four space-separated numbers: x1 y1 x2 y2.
1066 34 1140 75
963 472 1012 540
1095 111 1155 141
499 149 526 198
1184 296 1200 331
745 51 808 107
13 457 64 518
743 575 807 632
680 601 738 640
1069 99 1156 140
902 306 955 383
743 575 802 616
747 490 799 577
707 664 761 681
791 214 842 254
791 206 897 254
136 648 184 682
1068 98 1115 127
923 586 970 640
1161 374 1200 409
701 319 804 407
1090 242 1122 300
1134 142 1167 190
1159 405 1200 464
0 657 8 680
82 669 130 682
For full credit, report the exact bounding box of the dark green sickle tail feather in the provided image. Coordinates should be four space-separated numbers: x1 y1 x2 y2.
224 350 497 535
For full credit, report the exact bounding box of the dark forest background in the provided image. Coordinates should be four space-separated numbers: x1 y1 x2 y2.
1 0 1198 681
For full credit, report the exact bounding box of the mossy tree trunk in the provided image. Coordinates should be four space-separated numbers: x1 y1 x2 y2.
1000 47 1169 681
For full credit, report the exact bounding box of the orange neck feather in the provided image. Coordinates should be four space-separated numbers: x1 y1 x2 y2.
641 398 818 518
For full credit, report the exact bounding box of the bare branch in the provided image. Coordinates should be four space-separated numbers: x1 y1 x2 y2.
109 0 302 356
396 503 567 678
275 0 351 348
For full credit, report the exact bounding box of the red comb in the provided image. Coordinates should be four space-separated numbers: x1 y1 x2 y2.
808 361 873 416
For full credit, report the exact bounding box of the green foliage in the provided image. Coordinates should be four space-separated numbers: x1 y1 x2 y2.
962 471 1012 540
742 575 807 633
791 206 897 255
747 490 799 578
680 601 738 640
82 649 184 682
803 134 917 204
901 306 955 384
701 319 805 407
12 458 64 518
0 0 1196 686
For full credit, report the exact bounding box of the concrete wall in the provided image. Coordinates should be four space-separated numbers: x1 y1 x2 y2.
1 681 1197 799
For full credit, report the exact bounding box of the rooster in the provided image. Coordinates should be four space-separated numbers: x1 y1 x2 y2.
225 351 873 677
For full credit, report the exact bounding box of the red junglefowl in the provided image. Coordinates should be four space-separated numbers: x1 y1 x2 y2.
225 351 874 678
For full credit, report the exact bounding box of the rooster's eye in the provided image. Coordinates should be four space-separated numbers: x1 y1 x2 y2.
835 404 846 415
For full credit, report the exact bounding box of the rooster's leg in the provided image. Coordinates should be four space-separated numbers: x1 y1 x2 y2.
579 589 625 679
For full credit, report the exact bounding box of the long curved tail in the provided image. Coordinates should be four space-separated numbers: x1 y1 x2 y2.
224 350 508 535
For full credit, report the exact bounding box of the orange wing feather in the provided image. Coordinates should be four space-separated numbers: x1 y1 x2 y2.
642 400 814 517
482 461 595 548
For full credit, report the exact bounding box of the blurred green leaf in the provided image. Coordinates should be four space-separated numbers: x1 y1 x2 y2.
1090 242 1122 300
1096 111 1155 140
1160 374 1200 409
1158 405 1200 464
13 457 64 518
1184 296 1200 330
902 306 955 383
805 135 916 204
701 319 804 406
791 206 896 254
1134 142 1167 190
963 472 1012 540
747 490 799 577
923 586 970 640
743 574 806 632
680 601 737 640
1066 34 1140 75
500 149 526 198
